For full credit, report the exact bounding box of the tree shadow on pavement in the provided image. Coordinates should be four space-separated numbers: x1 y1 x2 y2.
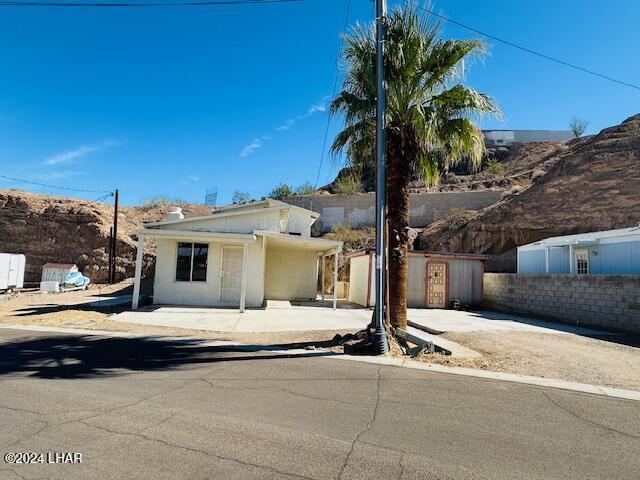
0 334 337 380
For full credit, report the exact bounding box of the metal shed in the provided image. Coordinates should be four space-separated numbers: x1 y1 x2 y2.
348 250 487 309
41 263 78 284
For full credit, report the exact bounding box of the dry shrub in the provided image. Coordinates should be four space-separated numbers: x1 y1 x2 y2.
505 184 525 196
485 160 507 178
531 169 546 181
325 224 375 252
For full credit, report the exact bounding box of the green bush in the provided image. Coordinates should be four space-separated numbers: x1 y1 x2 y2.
333 174 363 194
295 182 315 196
268 183 295 200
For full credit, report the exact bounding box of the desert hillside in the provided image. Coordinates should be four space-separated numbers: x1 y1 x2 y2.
320 140 564 195
417 114 640 272
0 190 212 283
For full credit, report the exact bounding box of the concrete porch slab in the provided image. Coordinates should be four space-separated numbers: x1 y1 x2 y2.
112 303 371 333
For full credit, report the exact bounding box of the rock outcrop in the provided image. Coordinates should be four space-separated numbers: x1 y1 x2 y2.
417 114 640 272
0 190 212 283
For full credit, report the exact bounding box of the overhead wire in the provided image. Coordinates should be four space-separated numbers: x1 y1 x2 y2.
405 0 640 92
0 0 302 7
0 173 112 194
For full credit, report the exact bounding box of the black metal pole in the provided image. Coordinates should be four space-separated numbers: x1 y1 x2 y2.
372 0 389 354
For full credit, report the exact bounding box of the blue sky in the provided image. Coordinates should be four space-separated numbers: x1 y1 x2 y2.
0 0 639 206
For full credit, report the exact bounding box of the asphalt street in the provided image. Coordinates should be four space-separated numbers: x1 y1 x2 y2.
0 328 639 480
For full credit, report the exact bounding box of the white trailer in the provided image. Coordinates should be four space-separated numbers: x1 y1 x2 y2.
0 253 26 292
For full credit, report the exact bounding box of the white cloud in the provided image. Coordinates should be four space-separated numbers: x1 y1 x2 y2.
242 98 329 156
32 170 84 181
240 138 263 157
43 140 120 166
188 174 200 182
276 98 328 132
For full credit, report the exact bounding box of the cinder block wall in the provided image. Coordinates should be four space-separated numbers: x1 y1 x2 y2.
483 274 640 333
285 191 504 232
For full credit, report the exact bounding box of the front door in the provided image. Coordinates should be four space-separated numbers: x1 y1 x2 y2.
426 262 447 308
220 246 243 305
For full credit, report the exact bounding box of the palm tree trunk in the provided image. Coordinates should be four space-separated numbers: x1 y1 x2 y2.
386 128 411 330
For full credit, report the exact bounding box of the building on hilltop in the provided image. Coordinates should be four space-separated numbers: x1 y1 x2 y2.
482 130 573 148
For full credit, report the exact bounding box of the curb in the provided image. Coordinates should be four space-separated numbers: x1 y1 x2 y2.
1 323 639 402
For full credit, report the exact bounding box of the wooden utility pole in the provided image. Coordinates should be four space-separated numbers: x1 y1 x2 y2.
108 226 113 284
111 189 119 284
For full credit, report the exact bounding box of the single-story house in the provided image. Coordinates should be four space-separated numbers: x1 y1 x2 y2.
517 225 640 275
348 250 487 308
131 199 343 311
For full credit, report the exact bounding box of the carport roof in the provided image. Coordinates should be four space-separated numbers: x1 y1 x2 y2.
255 230 342 252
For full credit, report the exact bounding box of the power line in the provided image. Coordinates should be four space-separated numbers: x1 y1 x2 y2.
0 173 113 194
313 0 352 190
0 0 301 6
406 0 640 92
91 192 116 202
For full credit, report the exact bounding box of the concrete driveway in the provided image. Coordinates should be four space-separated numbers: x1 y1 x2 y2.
112 301 371 333
409 308 611 335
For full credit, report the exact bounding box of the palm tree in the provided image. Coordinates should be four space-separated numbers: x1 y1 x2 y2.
331 6 500 330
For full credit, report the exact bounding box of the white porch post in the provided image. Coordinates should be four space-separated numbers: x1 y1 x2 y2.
131 235 144 310
321 254 326 301
333 247 339 310
569 244 575 274
239 241 249 313
544 245 550 274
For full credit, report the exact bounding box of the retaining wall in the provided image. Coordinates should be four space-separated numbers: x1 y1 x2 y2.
483 273 640 333
285 191 503 232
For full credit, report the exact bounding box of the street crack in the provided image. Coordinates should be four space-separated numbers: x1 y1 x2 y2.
542 391 640 441
337 367 382 480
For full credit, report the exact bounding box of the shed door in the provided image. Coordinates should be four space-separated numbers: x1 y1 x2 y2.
7 255 19 287
220 246 243 304
426 262 447 308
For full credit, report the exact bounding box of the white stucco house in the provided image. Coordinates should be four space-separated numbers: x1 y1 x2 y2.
131 199 342 311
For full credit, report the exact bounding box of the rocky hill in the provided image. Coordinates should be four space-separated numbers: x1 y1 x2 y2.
0 190 212 283
417 114 640 272
319 141 563 195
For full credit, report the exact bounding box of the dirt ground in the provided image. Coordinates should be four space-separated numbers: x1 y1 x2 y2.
3 285 640 390
415 330 640 391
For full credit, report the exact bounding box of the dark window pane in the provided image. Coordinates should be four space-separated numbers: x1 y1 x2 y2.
176 243 192 281
192 243 208 281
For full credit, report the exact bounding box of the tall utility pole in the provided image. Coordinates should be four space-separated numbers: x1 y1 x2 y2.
372 0 389 354
111 189 119 284
108 226 113 284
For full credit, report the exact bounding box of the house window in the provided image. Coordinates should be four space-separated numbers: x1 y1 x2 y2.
575 249 589 275
176 243 208 282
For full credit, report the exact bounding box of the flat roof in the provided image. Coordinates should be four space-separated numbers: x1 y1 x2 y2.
519 225 640 250
346 249 488 261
